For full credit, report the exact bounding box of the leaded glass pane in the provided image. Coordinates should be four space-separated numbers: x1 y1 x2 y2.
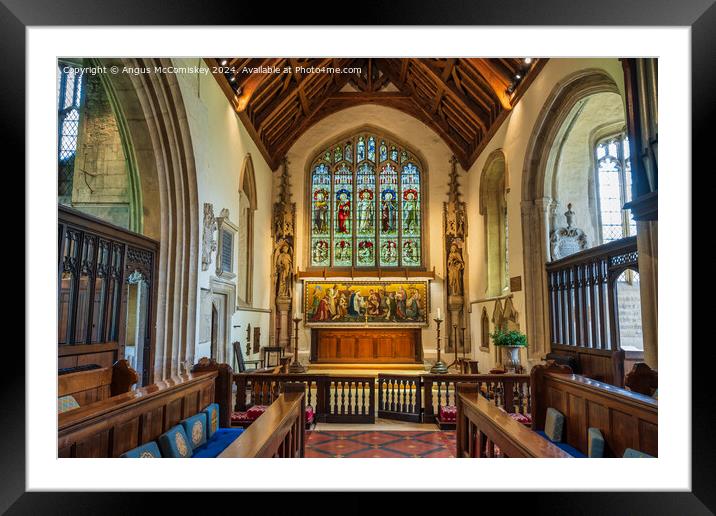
310 164 331 261
333 164 353 250
344 141 352 163
368 136 376 162
357 137 365 162
390 146 398 162
334 239 352 267
596 132 637 243
311 238 330 267
401 162 421 238
334 145 342 163
379 163 398 266
379 141 387 162
402 238 420 266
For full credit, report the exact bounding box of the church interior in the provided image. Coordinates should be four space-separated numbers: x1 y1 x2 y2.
56 57 658 459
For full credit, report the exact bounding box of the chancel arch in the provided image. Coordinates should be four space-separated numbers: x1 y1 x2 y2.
95 58 200 380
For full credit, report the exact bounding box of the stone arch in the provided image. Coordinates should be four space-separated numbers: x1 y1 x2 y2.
520 68 622 360
100 57 199 380
479 149 509 297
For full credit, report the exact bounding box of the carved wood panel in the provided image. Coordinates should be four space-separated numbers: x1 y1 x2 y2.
313 328 421 363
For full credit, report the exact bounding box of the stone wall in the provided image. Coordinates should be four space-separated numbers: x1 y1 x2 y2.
69 71 131 228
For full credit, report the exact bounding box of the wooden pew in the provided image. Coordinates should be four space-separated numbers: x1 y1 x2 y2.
219 383 305 458
58 359 139 407
546 347 626 387
624 362 658 397
530 361 658 457
455 384 570 458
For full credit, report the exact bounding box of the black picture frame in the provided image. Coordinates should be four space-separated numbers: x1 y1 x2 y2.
9 0 708 512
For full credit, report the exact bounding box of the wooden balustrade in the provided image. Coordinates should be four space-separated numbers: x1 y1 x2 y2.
237 372 532 426
234 373 375 424
545 237 638 386
421 374 531 424
456 384 570 458
377 374 422 422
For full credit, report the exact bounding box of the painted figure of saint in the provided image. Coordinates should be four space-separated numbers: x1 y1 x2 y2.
367 289 382 316
381 241 398 264
357 189 374 233
403 189 419 234
313 189 329 233
312 240 329 265
381 190 397 233
358 241 374 264
336 190 351 234
405 289 421 320
311 287 330 321
395 286 407 320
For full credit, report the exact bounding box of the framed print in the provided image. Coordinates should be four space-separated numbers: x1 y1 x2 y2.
11 0 709 512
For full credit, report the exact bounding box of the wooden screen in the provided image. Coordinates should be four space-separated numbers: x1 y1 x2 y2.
310 328 422 363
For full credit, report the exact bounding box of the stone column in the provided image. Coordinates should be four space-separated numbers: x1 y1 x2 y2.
275 295 291 348
636 220 658 368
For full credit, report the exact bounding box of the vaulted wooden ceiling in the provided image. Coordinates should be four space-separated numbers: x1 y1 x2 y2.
207 58 546 170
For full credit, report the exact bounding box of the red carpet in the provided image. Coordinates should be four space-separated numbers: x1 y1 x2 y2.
306 430 457 458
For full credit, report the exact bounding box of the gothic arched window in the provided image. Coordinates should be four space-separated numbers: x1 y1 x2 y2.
595 131 637 243
309 132 423 268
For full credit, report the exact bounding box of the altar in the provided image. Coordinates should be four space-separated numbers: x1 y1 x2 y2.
310 328 423 363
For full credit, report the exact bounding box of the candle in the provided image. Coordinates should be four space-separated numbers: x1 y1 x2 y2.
437 308 442 320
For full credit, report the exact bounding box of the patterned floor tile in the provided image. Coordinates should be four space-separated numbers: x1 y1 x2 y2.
306 430 456 458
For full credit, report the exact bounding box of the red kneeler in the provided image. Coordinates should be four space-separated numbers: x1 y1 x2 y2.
232 405 315 429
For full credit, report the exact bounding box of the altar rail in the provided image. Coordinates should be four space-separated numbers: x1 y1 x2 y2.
545 237 638 386
236 372 530 425
234 373 375 424
456 384 570 458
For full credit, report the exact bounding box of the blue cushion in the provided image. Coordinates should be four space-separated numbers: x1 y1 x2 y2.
587 427 605 458
203 403 221 438
120 441 162 458
623 448 654 458
544 407 565 442
158 425 193 458
192 428 244 458
536 430 586 458
181 413 208 450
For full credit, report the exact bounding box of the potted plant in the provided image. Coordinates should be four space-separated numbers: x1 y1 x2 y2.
490 328 527 373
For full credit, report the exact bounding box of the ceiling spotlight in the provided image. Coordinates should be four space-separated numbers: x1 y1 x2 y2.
229 76 235 82
524 58 532 64
221 59 228 66
515 74 522 80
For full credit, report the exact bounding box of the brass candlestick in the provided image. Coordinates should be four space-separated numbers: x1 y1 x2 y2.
430 316 448 374
288 316 306 373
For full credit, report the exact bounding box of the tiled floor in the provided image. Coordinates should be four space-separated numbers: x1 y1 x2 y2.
306 430 457 458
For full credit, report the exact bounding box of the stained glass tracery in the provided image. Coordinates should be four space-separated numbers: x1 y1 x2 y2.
309 133 423 268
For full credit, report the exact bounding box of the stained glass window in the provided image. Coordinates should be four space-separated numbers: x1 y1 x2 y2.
309 132 423 268
595 132 637 243
57 62 84 198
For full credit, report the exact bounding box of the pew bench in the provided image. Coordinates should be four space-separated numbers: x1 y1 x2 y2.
59 359 306 458
58 359 139 412
530 362 658 457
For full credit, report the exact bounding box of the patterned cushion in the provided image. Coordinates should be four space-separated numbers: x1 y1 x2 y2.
305 405 315 424
120 441 162 458
158 425 193 458
246 405 268 420
587 427 605 458
507 412 532 425
231 411 251 423
192 428 245 458
439 405 457 422
181 413 208 450
58 395 80 414
202 403 221 438
544 407 565 442
623 448 654 458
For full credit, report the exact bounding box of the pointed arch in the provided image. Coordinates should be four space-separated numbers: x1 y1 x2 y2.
479 149 509 297
520 68 621 360
237 153 257 305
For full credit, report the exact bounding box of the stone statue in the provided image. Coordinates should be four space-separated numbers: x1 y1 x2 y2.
274 240 294 298
564 203 575 228
201 203 217 271
447 242 465 295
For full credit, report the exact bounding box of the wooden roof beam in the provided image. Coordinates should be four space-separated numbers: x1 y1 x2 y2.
464 58 513 110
